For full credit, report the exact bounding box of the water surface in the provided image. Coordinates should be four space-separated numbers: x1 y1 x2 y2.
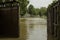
25 18 47 40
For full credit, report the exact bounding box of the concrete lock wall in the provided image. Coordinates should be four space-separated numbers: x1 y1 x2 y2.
0 6 19 39
47 1 60 40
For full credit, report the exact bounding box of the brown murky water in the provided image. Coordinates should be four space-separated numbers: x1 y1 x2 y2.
25 18 47 40
0 18 47 40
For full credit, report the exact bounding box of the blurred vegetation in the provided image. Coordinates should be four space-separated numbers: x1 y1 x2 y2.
0 0 47 18
48 0 58 9
0 0 59 18
18 0 29 17
39 7 47 17
28 4 36 17
27 4 47 17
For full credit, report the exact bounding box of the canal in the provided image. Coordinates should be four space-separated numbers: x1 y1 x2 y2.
0 18 47 40
20 18 47 40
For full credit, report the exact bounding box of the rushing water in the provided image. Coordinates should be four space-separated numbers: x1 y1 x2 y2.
25 18 47 40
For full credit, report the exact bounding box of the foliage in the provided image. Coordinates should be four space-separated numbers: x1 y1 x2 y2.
28 4 36 17
18 0 29 17
48 0 58 9
39 7 47 16
35 8 40 15
53 0 58 1
27 4 47 17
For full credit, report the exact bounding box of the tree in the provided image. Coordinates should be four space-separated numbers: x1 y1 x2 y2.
53 0 58 1
18 0 29 17
39 7 47 16
48 0 58 9
28 4 36 17
39 11 42 17
35 8 40 15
